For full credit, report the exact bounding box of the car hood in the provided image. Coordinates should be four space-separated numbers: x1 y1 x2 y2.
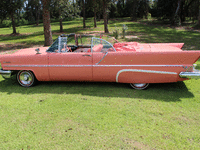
12 47 48 56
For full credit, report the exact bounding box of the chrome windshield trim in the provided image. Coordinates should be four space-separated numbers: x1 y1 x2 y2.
96 52 108 65
58 36 61 53
116 69 177 82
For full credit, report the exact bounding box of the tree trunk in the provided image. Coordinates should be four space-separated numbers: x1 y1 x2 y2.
131 0 137 21
198 10 200 26
10 11 17 34
60 18 63 32
42 0 53 46
181 0 197 23
94 0 97 28
171 0 182 25
73 0 75 16
97 0 101 21
36 2 40 26
82 0 86 28
94 11 97 28
59 9 63 32
103 0 109 33
144 0 148 19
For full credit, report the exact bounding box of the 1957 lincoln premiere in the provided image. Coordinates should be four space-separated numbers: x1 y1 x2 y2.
0 33 200 89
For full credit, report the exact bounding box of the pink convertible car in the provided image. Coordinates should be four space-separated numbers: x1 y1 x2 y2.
0 33 200 89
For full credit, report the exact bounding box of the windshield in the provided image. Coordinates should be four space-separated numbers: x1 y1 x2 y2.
46 37 68 52
46 38 59 52
92 38 116 52
47 34 117 53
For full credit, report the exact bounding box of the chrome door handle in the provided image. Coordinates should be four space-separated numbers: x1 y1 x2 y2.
82 54 91 57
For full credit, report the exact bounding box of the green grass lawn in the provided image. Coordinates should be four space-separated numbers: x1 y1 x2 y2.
0 18 200 149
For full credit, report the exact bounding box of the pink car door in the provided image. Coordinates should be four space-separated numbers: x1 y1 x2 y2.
48 52 92 81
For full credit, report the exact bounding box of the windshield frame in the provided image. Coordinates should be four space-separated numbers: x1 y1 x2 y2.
91 37 116 52
46 34 117 53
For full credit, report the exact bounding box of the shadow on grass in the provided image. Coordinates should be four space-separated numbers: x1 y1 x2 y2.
0 75 194 102
0 31 44 42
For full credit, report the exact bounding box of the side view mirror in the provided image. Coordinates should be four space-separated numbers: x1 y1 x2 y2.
35 48 41 54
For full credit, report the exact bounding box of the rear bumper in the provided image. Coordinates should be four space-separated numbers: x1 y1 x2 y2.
179 69 200 79
0 69 12 78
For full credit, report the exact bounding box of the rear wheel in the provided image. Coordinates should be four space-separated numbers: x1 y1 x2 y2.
130 83 149 90
17 70 36 87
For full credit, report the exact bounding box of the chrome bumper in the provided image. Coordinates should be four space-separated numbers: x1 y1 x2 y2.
179 69 200 79
0 69 12 78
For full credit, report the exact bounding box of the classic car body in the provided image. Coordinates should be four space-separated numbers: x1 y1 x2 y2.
0 33 200 89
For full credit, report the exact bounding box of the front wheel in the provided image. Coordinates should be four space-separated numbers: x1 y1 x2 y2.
17 70 36 87
130 83 149 90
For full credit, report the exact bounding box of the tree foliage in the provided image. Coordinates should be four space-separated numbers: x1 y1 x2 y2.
152 0 199 25
0 0 199 36
0 0 24 33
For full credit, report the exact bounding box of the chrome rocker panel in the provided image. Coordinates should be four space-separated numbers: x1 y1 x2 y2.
0 69 12 78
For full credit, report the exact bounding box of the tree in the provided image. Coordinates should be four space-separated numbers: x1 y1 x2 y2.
171 0 182 25
137 0 149 19
0 0 24 34
116 0 125 17
125 0 138 21
102 0 109 33
199 11 200 25
51 0 80 32
42 0 53 46
24 0 41 26
131 0 138 21
35 0 41 26
154 0 199 25
93 0 97 27
0 2 7 24
82 0 86 28
198 4 200 25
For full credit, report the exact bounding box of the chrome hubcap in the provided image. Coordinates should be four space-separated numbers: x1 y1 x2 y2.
130 83 149 90
133 83 147 88
19 72 33 85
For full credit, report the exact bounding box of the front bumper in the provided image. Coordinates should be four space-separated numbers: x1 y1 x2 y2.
179 69 200 79
0 68 12 78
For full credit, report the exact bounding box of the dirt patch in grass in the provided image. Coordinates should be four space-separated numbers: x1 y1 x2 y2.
0 33 44 52
125 35 139 39
123 139 151 150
